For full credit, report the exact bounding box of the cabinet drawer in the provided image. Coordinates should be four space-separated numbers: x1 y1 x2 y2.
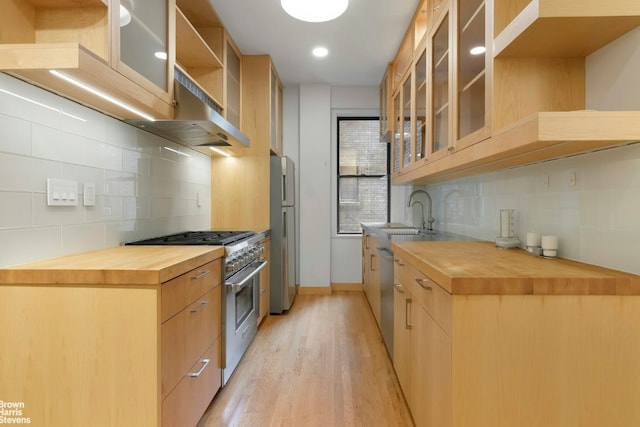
162 339 221 427
161 259 221 322
406 263 452 336
161 286 221 398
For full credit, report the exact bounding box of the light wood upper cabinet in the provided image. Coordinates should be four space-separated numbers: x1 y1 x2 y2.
174 5 223 109
429 10 451 162
493 0 640 58
379 64 393 143
210 55 277 230
270 64 284 155
454 0 492 148
385 0 640 185
0 0 174 120
112 0 175 101
225 37 242 128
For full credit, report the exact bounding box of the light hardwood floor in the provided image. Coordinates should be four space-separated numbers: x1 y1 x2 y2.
197 292 414 427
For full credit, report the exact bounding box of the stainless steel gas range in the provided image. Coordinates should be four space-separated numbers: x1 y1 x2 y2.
127 230 267 385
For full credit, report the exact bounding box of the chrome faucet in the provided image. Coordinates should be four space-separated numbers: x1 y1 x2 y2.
408 189 435 231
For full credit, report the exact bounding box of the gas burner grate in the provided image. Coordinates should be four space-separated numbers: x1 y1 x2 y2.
127 230 256 246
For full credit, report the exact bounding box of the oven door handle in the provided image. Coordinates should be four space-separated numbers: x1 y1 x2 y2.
226 260 268 293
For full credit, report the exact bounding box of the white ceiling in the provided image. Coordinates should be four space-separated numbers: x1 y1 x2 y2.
210 0 421 86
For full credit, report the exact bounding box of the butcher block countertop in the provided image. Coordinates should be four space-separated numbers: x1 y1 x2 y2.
392 240 640 295
0 245 224 286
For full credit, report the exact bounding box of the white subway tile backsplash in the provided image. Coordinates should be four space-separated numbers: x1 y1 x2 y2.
0 74 212 267
105 171 136 197
122 148 150 175
105 119 137 149
0 192 32 229
414 144 640 274
0 226 62 267
33 193 86 226
610 190 640 230
32 124 86 164
61 223 106 255
0 153 60 192
0 114 31 156
85 141 123 171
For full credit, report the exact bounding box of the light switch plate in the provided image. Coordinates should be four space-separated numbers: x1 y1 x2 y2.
47 178 78 206
84 182 96 206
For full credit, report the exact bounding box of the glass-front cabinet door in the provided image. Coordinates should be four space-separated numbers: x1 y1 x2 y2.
456 0 490 147
402 72 412 169
226 39 241 128
114 0 174 102
430 11 450 160
414 48 427 162
392 89 402 175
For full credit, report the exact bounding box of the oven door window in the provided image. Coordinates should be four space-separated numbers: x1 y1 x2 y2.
235 278 255 329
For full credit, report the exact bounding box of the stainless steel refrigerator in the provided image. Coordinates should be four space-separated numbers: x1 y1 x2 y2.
270 155 297 313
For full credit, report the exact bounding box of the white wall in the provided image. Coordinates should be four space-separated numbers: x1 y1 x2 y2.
403 27 640 275
298 85 332 287
0 73 212 267
282 85 301 286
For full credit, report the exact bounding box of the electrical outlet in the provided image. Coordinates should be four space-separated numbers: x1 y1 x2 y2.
84 182 96 206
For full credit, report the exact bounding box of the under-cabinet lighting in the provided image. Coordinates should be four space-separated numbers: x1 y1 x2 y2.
312 47 329 58
49 70 156 121
0 88 86 122
281 0 348 22
209 147 232 157
470 46 486 55
163 146 191 157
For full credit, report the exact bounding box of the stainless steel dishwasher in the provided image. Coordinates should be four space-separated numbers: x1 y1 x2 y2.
376 240 395 360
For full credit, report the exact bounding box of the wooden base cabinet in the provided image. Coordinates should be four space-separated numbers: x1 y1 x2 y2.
258 237 271 325
393 248 640 427
0 246 224 427
393 256 452 427
362 232 382 326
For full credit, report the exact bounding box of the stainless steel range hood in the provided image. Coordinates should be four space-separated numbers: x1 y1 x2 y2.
127 68 249 153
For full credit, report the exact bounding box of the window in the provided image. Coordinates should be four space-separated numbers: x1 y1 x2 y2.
337 117 389 234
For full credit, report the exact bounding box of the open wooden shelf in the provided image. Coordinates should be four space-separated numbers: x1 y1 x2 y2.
394 110 640 184
176 0 223 28
494 0 640 58
175 7 223 69
0 43 173 120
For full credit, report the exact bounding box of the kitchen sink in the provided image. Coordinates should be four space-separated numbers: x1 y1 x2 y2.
378 227 421 235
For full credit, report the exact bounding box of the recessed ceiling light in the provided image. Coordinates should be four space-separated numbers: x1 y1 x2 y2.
312 47 329 58
470 46 486 55
281 0 348 23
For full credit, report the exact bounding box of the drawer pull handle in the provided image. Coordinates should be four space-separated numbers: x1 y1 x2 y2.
192 270 210 280
416 278 432 290
188 358 210 377
190 300 209 313
393 284 405 293
394 258 405 266
406 298 412 329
